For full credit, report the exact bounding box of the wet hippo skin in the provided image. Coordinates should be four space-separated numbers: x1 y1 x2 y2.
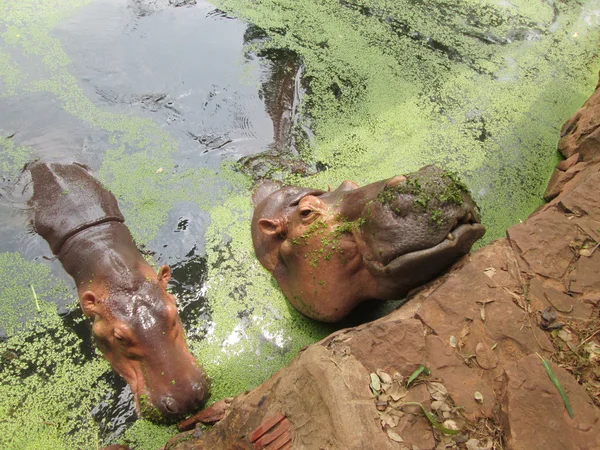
252 165 486 322
27 162 208 421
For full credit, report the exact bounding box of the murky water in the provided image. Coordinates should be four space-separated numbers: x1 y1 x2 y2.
1 0 599 448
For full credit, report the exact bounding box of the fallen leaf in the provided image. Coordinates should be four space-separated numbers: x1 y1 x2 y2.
386 428 404 443
377 369 392 384
483 267 496 278
431 400 451 412
476 299 495 305
480 306 485 322
579 248 592 257
466 438 493 450
449 335 457 348
370 373 381 392
389 383 408 401
475 342 499 370
379 410 400 428
427 382 448 401
557 329 573 343
474 391 484 403
156 167 164 173
381 382 392 393
392 372 404 384
442 419 459 431
584 342 600 363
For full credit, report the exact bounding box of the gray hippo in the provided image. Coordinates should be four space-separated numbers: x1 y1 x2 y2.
252 165 486 321
28 162 208 422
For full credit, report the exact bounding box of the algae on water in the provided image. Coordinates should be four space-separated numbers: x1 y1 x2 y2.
215 0 600 245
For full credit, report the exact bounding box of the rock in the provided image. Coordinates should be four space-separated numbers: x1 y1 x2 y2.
528 277 593 321
558 74 600 162
507 209 578 279
544 163 586 200
557 153 580 171
501 354 600 450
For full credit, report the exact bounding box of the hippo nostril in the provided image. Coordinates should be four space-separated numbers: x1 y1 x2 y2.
161 396 179 414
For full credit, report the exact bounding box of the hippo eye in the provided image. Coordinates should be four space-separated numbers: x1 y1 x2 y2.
114 329 131 344
300 208 312 218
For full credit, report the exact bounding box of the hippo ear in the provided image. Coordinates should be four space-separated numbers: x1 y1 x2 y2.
157 265 171 288
252 181 281 206
257 218 286 238
80 291 98 317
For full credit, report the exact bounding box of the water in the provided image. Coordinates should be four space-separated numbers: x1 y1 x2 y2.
1 0 599 448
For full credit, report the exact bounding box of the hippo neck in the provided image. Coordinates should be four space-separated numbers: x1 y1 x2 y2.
57 221 153 294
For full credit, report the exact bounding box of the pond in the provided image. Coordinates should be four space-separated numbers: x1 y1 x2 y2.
0 0 598 448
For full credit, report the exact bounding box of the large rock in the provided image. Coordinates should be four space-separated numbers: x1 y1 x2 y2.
501 354 600 450
166 75 600 450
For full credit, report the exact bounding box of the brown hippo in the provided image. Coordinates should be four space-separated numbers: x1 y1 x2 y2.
252 165 486 322
27 162 208 421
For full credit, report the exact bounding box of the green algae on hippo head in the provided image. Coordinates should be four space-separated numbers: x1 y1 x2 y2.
252 165 485 322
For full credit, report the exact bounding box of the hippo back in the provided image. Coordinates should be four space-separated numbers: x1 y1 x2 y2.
29 162 124 255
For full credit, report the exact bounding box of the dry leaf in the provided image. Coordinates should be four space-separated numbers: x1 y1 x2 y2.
381 382 392 393
380 410 400 428
476 299 495 305
386 428 404 443
392 372 404 384
557 329 573 343
442 419 459 431
475 342 499 370
466 438 493 450
377 370 392 384
389 384 408 401
370 373 381 392
585 342 600 363
156 167 164 173
449 335 457 348
459 324 470 339
431 400 451 412
428 382 448 401
474 391 484 403
483 267 496 278
480 306 486 322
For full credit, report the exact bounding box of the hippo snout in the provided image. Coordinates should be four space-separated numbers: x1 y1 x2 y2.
145 379 208 421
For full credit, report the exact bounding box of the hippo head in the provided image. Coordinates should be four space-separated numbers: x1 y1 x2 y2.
79 265 208 422
252 165 485 322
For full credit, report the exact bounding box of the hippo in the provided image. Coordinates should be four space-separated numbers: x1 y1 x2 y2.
27 162 208 421
252 165 486 322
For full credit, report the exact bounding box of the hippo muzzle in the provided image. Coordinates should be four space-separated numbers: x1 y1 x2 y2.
252 165 485 321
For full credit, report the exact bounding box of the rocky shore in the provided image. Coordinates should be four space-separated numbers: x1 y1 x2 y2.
166 74 600 450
